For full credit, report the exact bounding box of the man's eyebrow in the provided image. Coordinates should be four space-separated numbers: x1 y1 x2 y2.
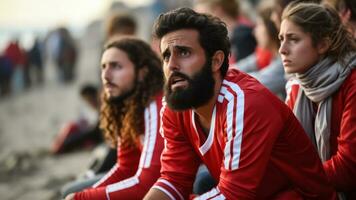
101 61 119 67
175 45 191 51
161 45 192 57
108 61 119 65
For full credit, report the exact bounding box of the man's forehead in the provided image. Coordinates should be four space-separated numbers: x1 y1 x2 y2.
160 29 199 51
101 48 122 63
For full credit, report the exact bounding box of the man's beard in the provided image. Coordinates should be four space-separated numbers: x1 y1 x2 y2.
164 58 215 111
107 89 135 105
107 82 137 106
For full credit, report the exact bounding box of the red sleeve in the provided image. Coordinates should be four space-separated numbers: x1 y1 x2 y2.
73 144 141 200
152 104 201 200
74 99 164 200
95 145 141 187
323 74 356 190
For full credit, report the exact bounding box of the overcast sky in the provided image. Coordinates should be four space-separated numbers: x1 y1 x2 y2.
0 0 152 29
0 0 154 50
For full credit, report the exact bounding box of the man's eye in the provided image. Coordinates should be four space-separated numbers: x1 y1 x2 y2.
162 53 170 62
180 50 190 57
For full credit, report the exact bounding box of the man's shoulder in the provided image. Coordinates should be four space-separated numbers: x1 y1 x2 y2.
221 69 291 118
223 68 267 95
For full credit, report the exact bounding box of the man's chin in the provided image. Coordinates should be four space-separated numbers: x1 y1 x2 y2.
106 89 135 105
106 93 117 100
107 95 116 101
106 93 123 104
104 88 117 96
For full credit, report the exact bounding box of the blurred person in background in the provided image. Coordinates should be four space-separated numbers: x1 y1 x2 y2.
27 36 44 85
101 13 137 79
4 38 27 94
280 2 356 199
51 84 103 154
233 3 286 99
194 0 256 63
104 13 137 41
53 27 78 83
323 0 356 38
63 37 164 200
0 52 14 97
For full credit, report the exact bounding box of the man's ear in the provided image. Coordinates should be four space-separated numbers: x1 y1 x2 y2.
211 50 225 73
138 66 149 82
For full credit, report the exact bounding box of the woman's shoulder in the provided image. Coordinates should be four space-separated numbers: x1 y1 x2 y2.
337 68 356 99
341 68 356 88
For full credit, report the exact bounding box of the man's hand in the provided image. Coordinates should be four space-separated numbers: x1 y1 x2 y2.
64 193 75 200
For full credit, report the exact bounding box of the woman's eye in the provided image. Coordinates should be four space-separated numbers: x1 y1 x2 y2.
112 64 122 69
290 37 299 42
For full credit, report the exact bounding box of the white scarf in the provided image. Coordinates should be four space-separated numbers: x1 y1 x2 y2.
294 53 356 162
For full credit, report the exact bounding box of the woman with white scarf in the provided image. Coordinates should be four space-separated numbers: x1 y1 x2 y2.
279 2 356 199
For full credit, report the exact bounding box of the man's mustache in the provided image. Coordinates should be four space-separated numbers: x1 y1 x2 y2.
167 72 190 84
104 81 117 87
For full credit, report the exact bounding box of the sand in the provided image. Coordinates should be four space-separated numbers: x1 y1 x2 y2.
0 33 102 200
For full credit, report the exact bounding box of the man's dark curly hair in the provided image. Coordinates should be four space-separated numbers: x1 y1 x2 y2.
153 7 231 78
100 37 163 148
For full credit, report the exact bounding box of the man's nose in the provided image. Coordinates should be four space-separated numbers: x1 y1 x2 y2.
167 54 180 72
102 67 111 81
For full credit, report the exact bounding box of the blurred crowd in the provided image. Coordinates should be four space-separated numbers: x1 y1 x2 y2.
0 26 78 97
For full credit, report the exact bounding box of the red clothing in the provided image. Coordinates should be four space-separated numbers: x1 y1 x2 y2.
286 69 356 198
74 94 164 200
4 42 26 66
255 47 273 70
153 69 335 200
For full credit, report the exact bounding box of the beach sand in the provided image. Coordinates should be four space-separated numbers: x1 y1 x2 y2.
0 34 102 200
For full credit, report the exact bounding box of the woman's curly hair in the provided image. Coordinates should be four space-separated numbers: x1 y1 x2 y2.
100 37 163 148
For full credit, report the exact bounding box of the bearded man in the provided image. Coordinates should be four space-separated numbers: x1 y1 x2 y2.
65 37 164 200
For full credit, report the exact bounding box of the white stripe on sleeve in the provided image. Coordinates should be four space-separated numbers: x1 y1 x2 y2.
221 80 245 170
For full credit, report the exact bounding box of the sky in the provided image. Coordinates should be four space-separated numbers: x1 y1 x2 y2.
0 0 152 50
0 0 152 29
